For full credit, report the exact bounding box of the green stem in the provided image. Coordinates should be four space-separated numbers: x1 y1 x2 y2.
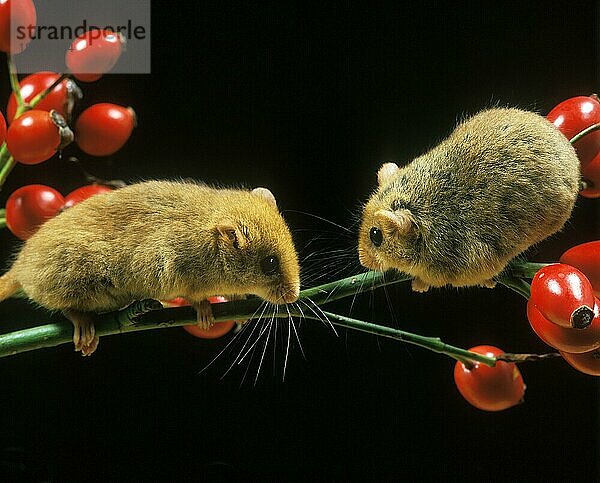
316 310 498 366
0 266 549 362
0 139 9 170
497 274 531 300
299 270 412 305
0 297 499 366
570 123 600 145
0 218 6 228
0 156 16 190
4 61 69 137
0 297 555 366
506 260 549 279
7 55 24 108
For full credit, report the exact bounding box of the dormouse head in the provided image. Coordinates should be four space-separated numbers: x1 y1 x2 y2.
358 162 420 272
214 187 300 304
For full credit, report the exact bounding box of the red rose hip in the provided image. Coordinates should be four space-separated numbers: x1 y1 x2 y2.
453 345 526 411
579 152 600 199
63 184 113 209
6 110 73 165
560 241 600 296
560 348 600 376
169 296 237 340
75 103 136 156
547 96 600 165
66 29 125 82
0 0 37 54
0 111 6 145
530 264 596 329
526 300 600 353
5 184 65 240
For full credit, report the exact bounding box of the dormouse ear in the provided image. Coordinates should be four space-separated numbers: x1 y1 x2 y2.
377 163 400 187
215 221 247 249
251 187 277 208
374 209 413 236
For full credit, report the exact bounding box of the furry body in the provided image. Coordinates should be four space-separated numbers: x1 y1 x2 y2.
0 180 300 353
359 108 580 291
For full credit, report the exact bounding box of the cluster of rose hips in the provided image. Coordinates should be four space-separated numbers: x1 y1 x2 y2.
454 245 599 413
0 2 135 163
4 183 113 239
528 244 600 375
526 97 600 375
0 4 136 240
1 71 135 236
1 69 136 165
453 97 600 411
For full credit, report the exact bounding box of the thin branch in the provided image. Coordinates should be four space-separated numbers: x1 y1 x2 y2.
7 54 24 107
0 272 410 358
505 260 548 280
0 156 16 191
497 275 531 300
312 310 498 366
0 265 551 366
570 123 600 145
496 352 561 363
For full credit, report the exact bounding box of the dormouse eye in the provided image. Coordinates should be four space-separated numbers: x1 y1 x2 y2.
369 227 383 247
260 255 280 276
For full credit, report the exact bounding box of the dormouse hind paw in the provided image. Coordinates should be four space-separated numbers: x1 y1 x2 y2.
411 278 430 293
64 310 100 356
193 299 215 330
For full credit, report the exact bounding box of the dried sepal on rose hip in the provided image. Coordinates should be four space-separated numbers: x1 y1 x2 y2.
453 345 526 411
6 72 81 123
530 263 596 329
75 103 136 156
6 110 73 165
5 185 65 240
65 29 126 82
526 299 600 353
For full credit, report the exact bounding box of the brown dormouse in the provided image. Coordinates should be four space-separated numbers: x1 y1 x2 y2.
0 180 301 355
359 108 580 292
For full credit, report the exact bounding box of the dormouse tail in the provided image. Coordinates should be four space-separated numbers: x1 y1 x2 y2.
0 271 20 301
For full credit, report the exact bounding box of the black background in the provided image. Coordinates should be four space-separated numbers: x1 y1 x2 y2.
0 1 599 481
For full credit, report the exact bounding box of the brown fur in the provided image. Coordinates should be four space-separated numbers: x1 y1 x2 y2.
358 108 581 291
0 181 300 352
